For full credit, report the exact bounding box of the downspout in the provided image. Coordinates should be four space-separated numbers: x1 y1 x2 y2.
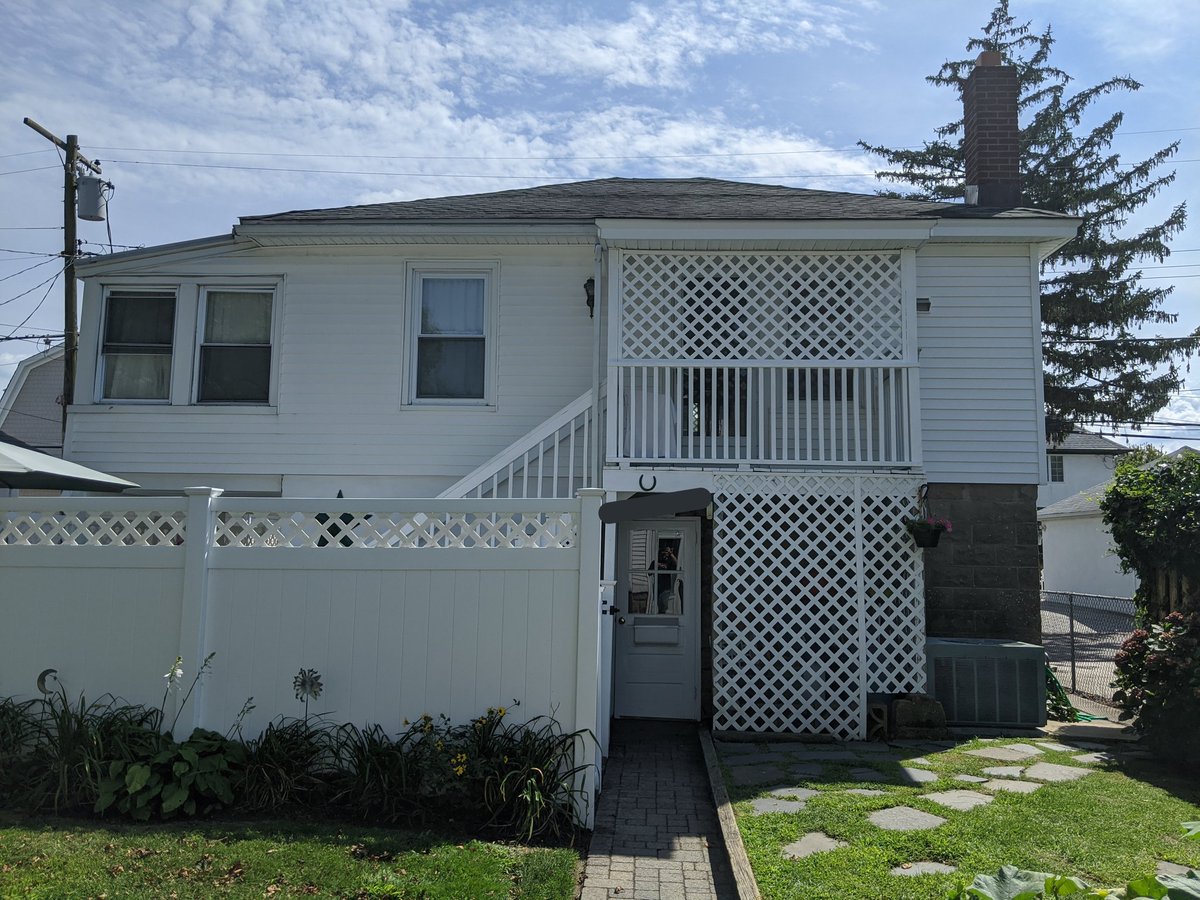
590 236 604 488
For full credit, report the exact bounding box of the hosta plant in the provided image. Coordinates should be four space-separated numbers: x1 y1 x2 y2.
948 865 1200 899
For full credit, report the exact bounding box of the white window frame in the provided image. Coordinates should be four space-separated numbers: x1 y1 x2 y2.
405 262 498 407
1048 454 1065 482
192 286 279 406
97 287 178 404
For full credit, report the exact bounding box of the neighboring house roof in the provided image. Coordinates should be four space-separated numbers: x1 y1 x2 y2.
239 177 1077 225
1039 446 1200 519
1047 431 1131 455
1038 480 1112 519
0 344 63 455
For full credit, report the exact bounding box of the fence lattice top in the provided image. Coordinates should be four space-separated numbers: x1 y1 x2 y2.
620 252 904 361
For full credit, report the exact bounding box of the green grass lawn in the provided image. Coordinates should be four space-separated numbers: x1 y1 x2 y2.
0 815 579 899
727 741 1200 900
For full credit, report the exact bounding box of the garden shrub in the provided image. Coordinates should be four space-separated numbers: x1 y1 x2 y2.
236 716 338 813
1113 612 1200 765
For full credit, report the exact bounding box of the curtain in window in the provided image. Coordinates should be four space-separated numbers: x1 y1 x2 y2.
417 277 486 399
205 292 272 343
103 354 171 400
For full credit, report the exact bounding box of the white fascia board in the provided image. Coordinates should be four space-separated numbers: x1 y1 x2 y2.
74 234 248 277
928 217 1082 245
596 218 935 245
0 344 64 430
235 222 599 245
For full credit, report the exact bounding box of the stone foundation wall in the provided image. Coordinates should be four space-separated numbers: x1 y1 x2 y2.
923 482 1041 644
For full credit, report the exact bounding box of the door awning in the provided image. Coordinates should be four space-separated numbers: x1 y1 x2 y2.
598 488 713 524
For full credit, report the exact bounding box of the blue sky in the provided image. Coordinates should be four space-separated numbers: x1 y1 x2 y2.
2 0 1198 446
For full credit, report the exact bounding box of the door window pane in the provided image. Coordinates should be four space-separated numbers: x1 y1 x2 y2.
628 528 684 616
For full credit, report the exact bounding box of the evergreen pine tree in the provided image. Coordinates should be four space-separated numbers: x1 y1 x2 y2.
860 1 1197 428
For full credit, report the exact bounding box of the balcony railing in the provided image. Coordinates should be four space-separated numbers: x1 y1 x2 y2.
609 362 914 466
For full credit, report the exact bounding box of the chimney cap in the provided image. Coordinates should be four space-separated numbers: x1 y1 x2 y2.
975 50 1004 67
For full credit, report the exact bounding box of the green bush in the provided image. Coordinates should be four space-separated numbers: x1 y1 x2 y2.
236 716 337 813
1113 612 1200 763
948 863 1200 899
95 727 247 821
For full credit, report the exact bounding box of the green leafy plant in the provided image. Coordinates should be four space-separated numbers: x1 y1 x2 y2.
1113 612 1200 761
236 716 336 813
94 728 246 821
948 866 1200 899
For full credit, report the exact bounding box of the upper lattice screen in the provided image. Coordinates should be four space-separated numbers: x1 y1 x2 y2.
619 252 905 361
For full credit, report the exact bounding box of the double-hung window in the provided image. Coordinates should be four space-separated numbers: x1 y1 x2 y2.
1048 454 1065 483
101 289 176 401
411 268 492 403
197 289 274 403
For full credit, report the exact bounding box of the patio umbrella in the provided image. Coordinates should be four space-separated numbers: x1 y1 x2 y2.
0 435 139 493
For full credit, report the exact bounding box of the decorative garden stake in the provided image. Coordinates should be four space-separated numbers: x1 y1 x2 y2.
905 516 952 548
293 667 323 721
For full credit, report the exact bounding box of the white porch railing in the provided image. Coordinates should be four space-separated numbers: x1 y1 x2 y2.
439 389 600 499
610 362 914 466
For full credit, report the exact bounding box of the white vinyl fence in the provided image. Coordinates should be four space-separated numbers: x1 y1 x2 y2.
0 489 604 823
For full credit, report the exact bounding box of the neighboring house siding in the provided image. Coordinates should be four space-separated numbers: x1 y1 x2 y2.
68 245 596 495
1041 513 1137 598
916 245 1041 484
0 349 63 456
1038 453 1118 507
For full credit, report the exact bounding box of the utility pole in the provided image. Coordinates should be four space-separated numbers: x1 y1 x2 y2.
22 117 102 436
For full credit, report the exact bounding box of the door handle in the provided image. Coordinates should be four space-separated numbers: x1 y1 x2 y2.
606 606 621 616
617 616 626 625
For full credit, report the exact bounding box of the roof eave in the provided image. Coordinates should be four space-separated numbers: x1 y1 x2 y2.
74 233 248 276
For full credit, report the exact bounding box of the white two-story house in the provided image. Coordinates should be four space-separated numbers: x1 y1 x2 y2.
63 55 1078 739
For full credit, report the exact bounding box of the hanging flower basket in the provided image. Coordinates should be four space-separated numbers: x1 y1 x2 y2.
905 517 952 548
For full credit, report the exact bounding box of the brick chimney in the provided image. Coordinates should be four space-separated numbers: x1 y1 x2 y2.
963 50 1021 207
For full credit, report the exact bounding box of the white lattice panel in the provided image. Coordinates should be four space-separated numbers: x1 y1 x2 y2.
620 252 904 361
711 473 924 738
213 509 577 549
0 508 186 546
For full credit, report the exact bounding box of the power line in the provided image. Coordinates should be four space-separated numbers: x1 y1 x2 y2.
0 248 60 257
0 267 65 308
0 165 63 177
0 226 61 231
4 271 62 337
0 257 59 283
0 332 65 344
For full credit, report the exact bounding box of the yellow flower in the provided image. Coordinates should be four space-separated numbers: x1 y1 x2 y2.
454 765 465 776
497 706 507 717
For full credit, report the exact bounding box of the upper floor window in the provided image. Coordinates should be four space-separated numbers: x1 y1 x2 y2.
410 267 494 404
101 289 176 401
1049 454 1064 482
197 290 274 403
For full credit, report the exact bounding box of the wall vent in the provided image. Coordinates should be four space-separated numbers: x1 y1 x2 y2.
925 638 1045 727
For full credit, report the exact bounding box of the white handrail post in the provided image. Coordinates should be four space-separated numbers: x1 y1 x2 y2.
176 486 223 734
573 487 605 829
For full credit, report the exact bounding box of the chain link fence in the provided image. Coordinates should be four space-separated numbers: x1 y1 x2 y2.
1040 591 1136 704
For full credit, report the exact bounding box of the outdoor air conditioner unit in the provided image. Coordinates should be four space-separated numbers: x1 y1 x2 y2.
925 638 1046 727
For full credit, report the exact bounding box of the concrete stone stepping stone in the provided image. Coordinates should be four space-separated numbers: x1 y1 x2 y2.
964 744 1043 762
729 764 786 786
782 832 847 859
846 788 887 796
1157 861 1199 877
1034 741 1075 752
786 763 825 778
728 751 790 766
716 741 762 755
899 765 940 784
768 786 818 800
982 766 1025 778
850 767 887 782
891 862 958 877
868 806 947 831
1024 761 1092 782
954 774 988 784
907 756 934 766
923 789 993 811
750 797 806 814
982 779 1042 794
1071 752 1114 764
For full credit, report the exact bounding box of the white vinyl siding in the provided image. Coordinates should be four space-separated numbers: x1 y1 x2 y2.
71 246 594 494
916 245 1042 484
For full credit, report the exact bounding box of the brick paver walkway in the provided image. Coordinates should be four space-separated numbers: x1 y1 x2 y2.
581 720 737 900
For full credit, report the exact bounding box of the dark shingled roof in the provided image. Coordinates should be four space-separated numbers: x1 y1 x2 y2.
240 177 1074 225
1048 431 1132 455
1038 480 1112 518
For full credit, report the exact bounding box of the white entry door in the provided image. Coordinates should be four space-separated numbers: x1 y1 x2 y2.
613 520 700 720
